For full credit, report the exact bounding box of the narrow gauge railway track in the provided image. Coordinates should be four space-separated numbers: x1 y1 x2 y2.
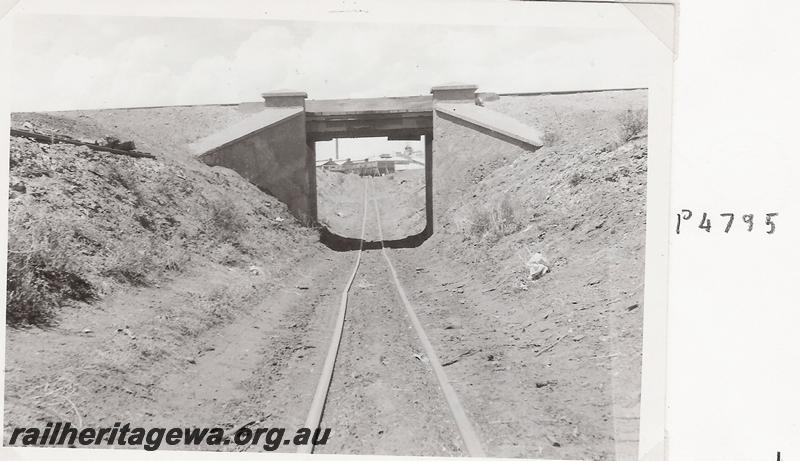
298 180 485 456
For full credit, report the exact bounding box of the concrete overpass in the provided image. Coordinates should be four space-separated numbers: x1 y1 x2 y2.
191 84 544 245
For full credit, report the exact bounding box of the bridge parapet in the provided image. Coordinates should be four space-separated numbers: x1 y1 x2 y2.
262 90 308 108
431 84 479 103
430 82 542 149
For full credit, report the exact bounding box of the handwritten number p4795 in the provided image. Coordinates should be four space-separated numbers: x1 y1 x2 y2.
674 211 779 235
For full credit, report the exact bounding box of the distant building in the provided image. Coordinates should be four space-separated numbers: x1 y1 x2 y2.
316 158 340 170
316 157 352 173
318 152 424 176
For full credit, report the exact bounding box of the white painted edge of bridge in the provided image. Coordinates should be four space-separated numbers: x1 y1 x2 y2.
188 106 303 156
434 103 544 148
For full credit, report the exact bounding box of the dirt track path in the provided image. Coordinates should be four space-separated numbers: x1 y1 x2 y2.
3 246 354 452
147 251 353 450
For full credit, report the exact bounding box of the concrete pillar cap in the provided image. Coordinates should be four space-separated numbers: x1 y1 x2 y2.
430 84 478 92
261 90 308 98
261 90 308 108
431 84 479 104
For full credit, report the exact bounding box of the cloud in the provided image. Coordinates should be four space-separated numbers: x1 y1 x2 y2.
11 16 655 111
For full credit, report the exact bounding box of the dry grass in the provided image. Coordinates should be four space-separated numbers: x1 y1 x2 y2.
616 108 647 143
542 109 566 146
6 214 96 326
21 375 84 427
467 197 523 242
108 163 147 208
542 130 562 145
6 187 249 326
568 172 585 187
161 242 191 272
7 205 192 326
207 194 249 244
102 236 158 286
160 285 240 341
98 233 190 286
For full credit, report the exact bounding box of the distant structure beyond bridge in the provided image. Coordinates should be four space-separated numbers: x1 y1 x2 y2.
191 84 543 234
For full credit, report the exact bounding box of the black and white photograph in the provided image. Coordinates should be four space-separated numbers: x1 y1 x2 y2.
1 1 675 460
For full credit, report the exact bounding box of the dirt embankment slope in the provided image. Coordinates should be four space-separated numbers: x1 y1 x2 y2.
381 90 648 460
7 112 310 325
4 112 350 449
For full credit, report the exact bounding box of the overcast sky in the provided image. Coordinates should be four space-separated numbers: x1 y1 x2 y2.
9 13 657 158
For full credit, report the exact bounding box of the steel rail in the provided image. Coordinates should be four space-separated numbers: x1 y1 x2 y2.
370 183 486 457
297 181 369 454
300 179 486 457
